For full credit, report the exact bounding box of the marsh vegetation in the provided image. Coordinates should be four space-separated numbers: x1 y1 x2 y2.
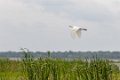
0 50 120 80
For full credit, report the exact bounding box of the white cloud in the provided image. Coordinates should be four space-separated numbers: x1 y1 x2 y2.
0 0 120 51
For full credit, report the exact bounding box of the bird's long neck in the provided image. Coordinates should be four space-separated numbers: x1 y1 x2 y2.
81 28 87 31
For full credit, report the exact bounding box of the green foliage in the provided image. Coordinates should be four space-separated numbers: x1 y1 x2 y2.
21 50 120 80
0 50 119 80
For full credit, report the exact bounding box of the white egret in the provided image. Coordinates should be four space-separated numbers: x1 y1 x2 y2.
69 25 87 39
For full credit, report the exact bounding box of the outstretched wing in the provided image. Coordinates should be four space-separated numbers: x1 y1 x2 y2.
69 25 76 39
71 31 76 39
76 29 81 38
69 28 76 39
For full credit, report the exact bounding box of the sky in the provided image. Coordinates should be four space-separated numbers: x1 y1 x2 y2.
0 0 120 52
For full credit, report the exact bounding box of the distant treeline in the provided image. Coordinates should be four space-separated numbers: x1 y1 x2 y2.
0 51 120 59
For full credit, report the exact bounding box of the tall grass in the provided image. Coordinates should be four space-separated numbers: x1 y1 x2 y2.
0 49 119 80
22 50 120 80
0 58 22 80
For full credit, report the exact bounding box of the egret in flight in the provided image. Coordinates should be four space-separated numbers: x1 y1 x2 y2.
69 25 87 39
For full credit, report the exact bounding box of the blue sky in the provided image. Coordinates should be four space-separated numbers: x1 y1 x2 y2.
0 0 120 51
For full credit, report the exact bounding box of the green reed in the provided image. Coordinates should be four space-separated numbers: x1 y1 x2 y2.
21 50 119 80
0 50 119 80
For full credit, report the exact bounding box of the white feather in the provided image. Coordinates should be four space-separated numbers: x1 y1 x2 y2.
69 25 87 39
76 29 81 37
